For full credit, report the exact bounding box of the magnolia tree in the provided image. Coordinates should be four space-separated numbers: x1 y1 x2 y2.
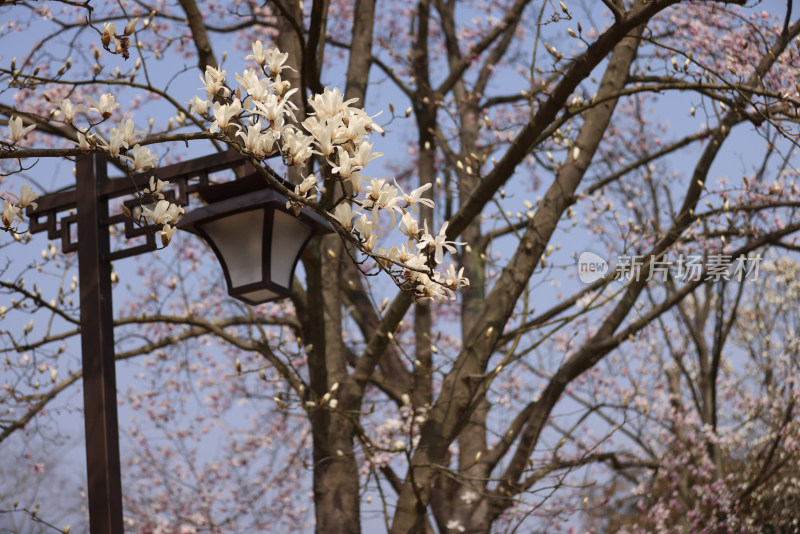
2 0 800 532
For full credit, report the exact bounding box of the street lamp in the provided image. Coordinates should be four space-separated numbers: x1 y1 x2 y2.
26 150 326 533
177 172 333 304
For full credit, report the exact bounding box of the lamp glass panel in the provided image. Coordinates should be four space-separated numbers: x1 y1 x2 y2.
201 210 264 288
270 210 312 289
240 288 280 303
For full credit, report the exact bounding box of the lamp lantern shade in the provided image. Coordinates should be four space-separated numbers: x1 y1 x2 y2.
177 172 333 304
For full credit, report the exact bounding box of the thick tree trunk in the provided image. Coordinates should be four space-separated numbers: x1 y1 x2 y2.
305 234 363 534
306 0 375 530
312 413 361 534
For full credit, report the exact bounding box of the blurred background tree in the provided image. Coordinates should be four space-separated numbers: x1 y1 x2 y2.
2 0 800 532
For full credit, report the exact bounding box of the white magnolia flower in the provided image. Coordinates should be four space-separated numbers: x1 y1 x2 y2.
363 233 377 252
396 243 418 263
343 108 383 139
417 221 464 265
245 40 269 67
342 112 373 142
306 116 343 157
101 22 117 40
403 252 429 278
7 115 36 143
88 94 120 119
235 68 271 101
209 98 241 133
270 74 291 96
419 272 450 301
259 128 280 155
296 173 317 196
399 211 419 237
74 128 94 149
125 144 158 171
364 179 402 227
332 203 354 230
254 91 297 123
15 184 38 210
364 111 384 134
237 123 264 153
352 140 383 168
263 48 293 75
301 118 323 139
199 65 228 99
374 245 400 269
443 264 469 289
2 199 21 227
354 212 374 240
282 128 315 166
267 113 285 133
402 183 434 209
187 95 210 116
145 177 167 198
308 87 358 118
102 126 127 157
348 171 365 194
143 199 183 225
101 22 121 52
159 223 177 246
315 123 336 157
369 179 401 208
364 177 387 202
330 147 361 179
115 119 141 147
58 98 85 122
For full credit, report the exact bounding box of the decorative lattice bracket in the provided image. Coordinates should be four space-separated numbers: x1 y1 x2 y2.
26 149 257 260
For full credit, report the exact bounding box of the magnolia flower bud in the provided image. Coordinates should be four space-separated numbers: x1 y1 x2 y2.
124 17 139 36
